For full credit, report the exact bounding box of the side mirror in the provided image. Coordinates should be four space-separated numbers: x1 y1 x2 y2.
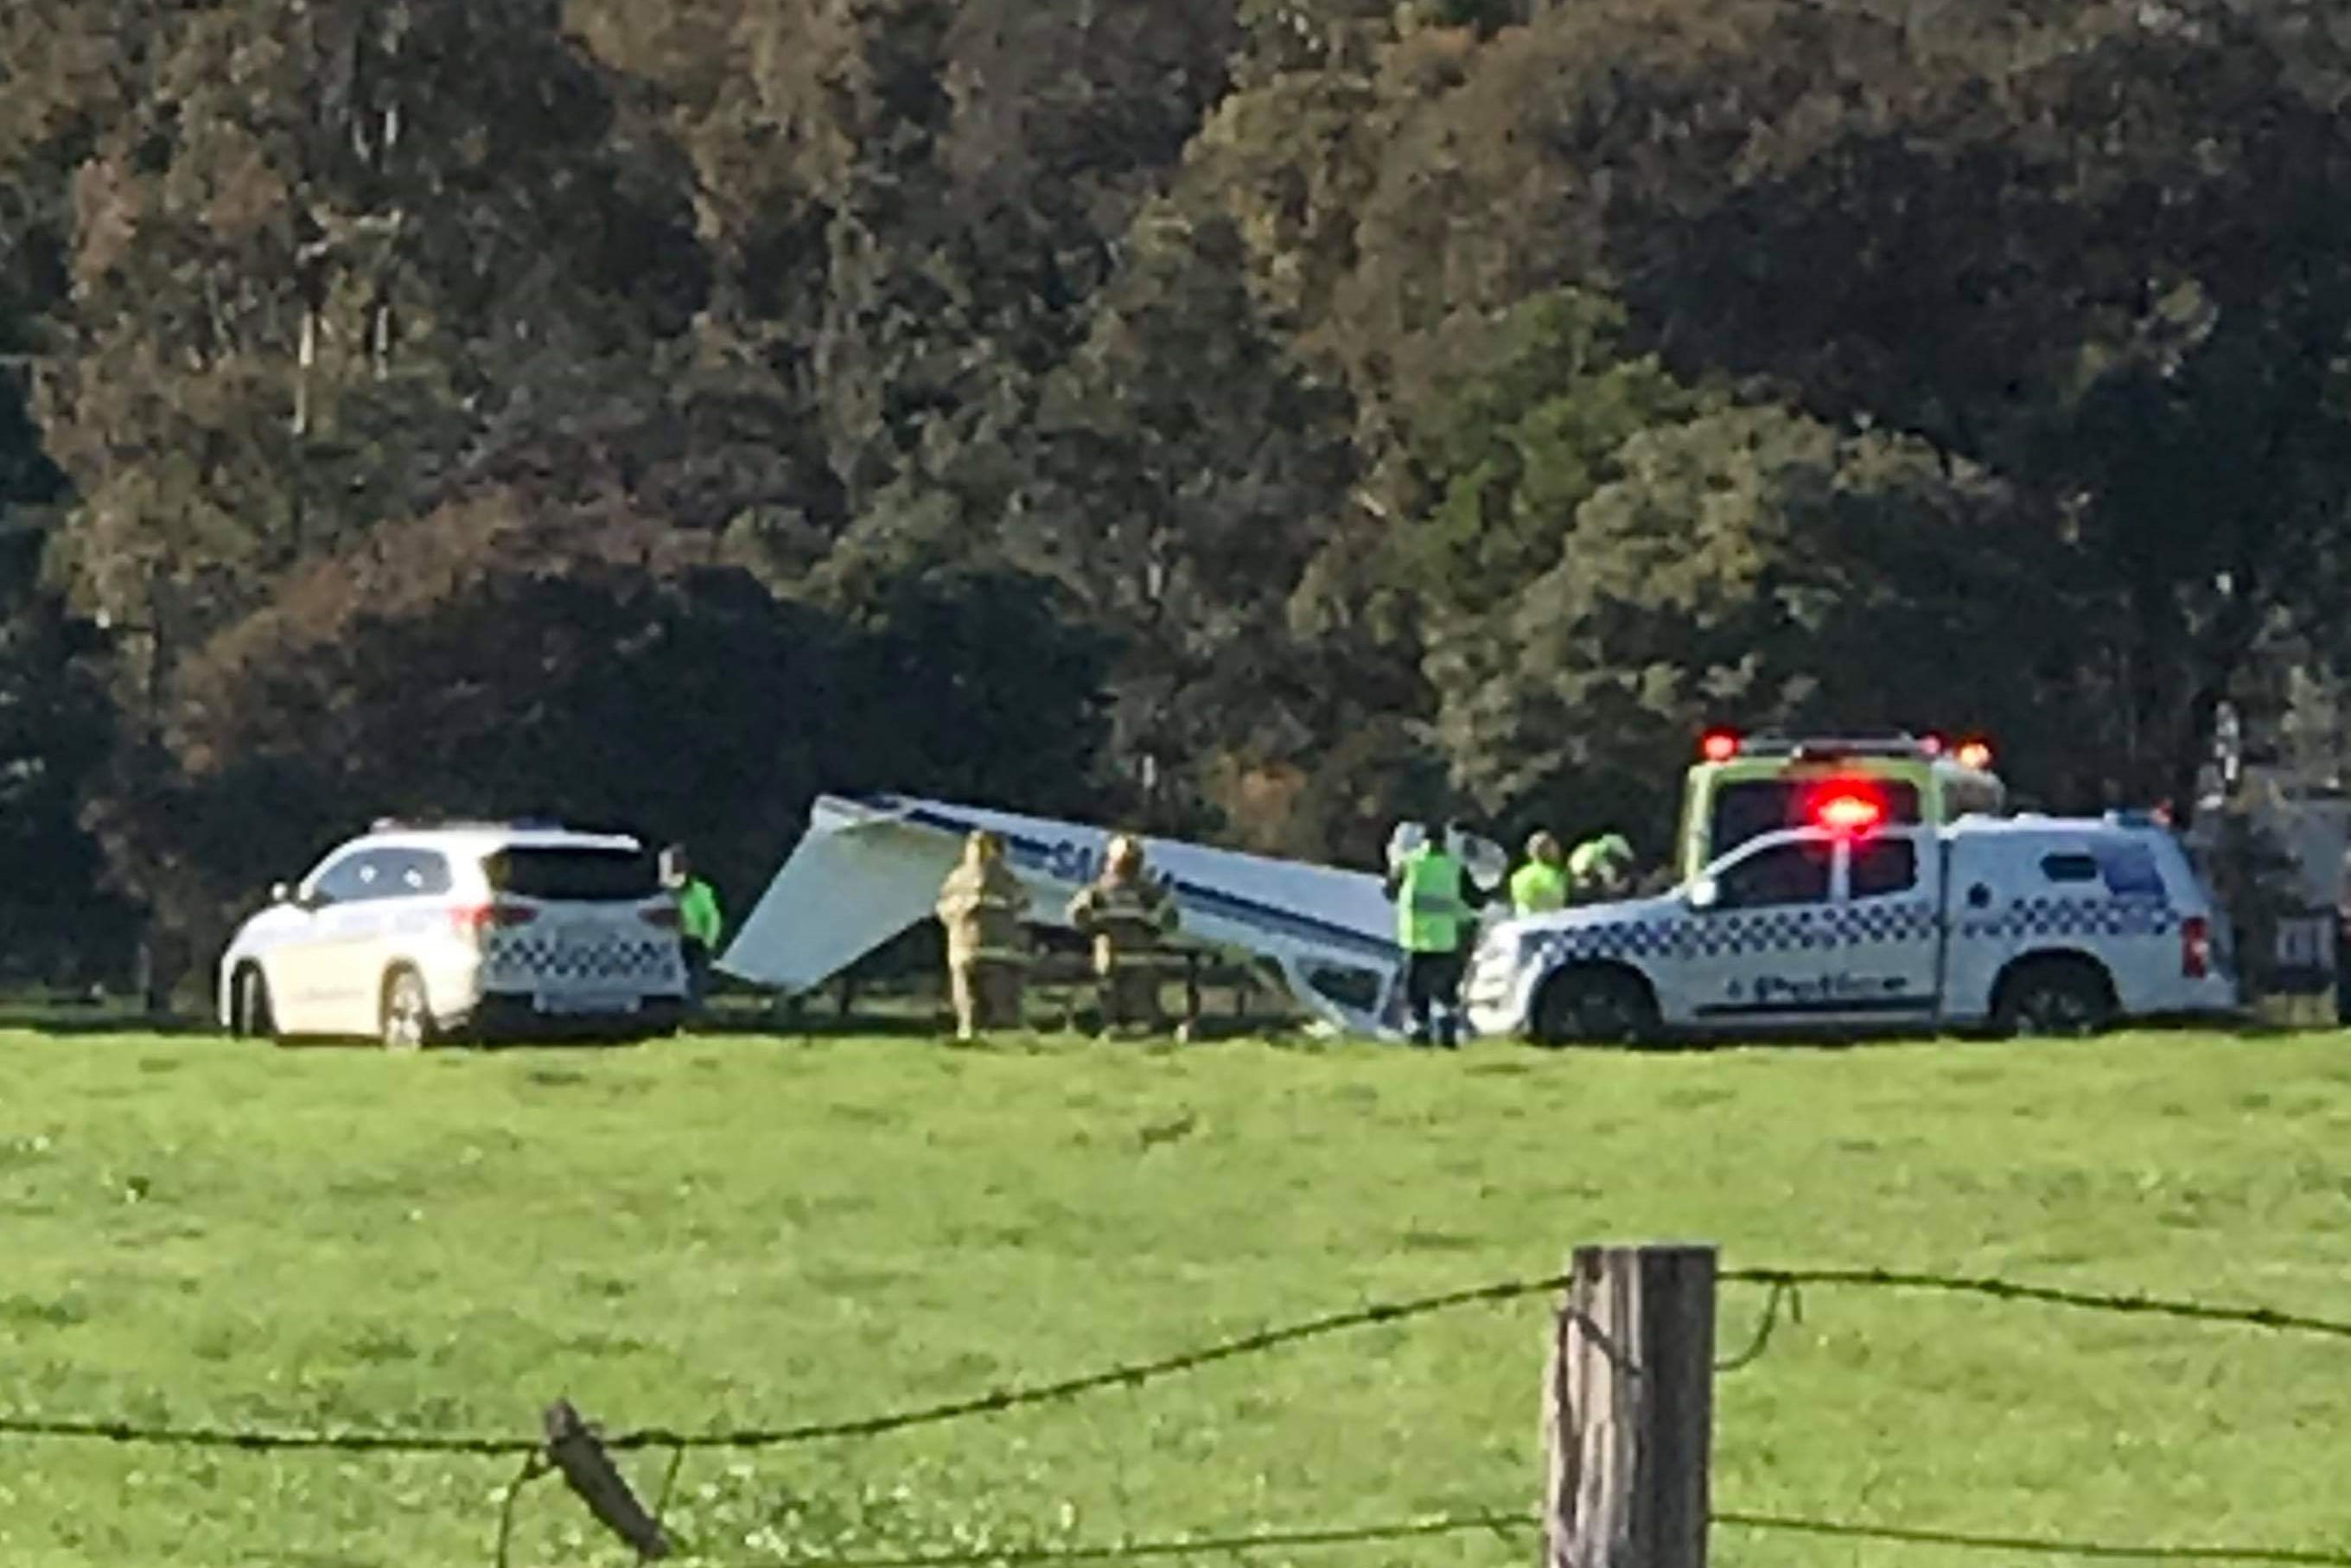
270 882 294 905
1686 876 1721 912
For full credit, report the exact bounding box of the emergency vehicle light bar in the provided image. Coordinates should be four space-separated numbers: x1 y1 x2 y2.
1713 732 1938 761
1697 730 1997 768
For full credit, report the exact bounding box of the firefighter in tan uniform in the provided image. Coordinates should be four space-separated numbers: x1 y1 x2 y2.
1066 834 1182 1038
934 831 1031 1039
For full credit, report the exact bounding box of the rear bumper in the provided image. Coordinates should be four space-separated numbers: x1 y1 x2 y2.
453 992 685 1042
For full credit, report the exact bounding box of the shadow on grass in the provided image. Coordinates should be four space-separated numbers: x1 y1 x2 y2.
9 995 2330 1056
1587 1010 2344 1056
0 1007 219 1036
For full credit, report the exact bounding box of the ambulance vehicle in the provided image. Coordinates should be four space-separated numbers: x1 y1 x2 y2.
1676 730 2006 882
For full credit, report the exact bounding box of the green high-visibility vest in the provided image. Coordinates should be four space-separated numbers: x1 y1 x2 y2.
1396 848 1466 953
678 878 724 947
1509 860 1568 916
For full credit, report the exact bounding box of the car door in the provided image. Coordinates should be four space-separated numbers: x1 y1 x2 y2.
1830 828 1942 1025
263 851 377 1035
304 850 404 1036
1685 830 1840 1029
370 846 458 1002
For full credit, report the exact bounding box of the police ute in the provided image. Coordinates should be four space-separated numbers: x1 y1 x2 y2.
1465 794 2239 1044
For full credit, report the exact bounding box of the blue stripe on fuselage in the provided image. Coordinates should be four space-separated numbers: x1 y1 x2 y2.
843 794 1401 963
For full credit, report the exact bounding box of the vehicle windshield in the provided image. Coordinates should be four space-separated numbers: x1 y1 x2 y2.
1710 779 1921 860
483 845 657 902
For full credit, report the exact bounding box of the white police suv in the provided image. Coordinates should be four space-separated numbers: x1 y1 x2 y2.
219 820 689 1048
1465 802 2239 1044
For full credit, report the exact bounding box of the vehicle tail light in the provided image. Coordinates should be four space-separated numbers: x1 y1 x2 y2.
640 904 680 928
452 902 537 936
2181 916 2210 979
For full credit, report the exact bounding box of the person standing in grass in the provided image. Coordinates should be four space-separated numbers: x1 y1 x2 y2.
662 845 725 1009
1067 834 1182 1040
935 831 1031 1041
1384 818 1484 1049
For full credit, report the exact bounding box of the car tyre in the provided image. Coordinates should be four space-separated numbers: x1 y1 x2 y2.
1993 957 2116 1039
1532 966 1661 1048
380 967 436 1053
231 966 277 1042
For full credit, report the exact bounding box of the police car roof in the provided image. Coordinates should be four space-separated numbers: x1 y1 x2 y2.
1944 813 2155 840
1736 733 1936 759
360 820 644 854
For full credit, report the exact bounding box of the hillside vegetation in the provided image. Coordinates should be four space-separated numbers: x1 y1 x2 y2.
3 1 2350 986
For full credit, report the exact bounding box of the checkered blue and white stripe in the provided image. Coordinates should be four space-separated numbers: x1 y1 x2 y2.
484 934 682 986
1958 896 2178 941
1531 895 2171 968
1530 901 1938 965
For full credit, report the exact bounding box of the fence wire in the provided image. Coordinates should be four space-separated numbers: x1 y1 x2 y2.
1717 1511 2351 1565
2 1261 2345 1568
5 1264 2347 1459
1727 1265 2351 1342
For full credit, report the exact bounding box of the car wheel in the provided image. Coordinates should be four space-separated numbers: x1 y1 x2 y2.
380 968 436 1053
1532 967 1660 1048
1994 958 2116 1039
231 966 276 1041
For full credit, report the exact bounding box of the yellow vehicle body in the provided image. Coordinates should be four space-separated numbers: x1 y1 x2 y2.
1674 734 2006 883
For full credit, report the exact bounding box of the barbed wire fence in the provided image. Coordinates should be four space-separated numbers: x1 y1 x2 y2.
3 1260 2348 1566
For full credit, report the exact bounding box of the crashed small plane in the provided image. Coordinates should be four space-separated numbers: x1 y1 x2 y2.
719 793 1424 1037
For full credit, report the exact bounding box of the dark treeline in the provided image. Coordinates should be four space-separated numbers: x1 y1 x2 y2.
2 0 2348 992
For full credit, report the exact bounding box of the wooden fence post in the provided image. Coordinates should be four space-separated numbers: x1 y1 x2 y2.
1544 1244 1717 1568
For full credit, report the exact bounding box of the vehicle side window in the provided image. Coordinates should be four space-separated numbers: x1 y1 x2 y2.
308 851 383 906
2093 842 2167 898
379 849 453 897
1850 838 1919 898
1715 841 1833 909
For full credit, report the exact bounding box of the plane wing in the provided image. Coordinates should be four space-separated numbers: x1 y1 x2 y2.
719 793 1411 1037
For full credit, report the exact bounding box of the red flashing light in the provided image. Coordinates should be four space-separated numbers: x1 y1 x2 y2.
1700 729 1740 763
1921 733 1946 757
1813 791 1884 834
1956 739 1993 771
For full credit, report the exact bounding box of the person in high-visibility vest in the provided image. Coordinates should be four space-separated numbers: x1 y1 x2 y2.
1566 832 1634 904
935 830 1031 1041
1509 831 1570 917
1383 819 1486 1048
662 845 725 1009
1067 834 1182 1039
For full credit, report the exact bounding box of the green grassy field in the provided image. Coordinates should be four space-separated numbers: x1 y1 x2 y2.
2 1028 2347 1567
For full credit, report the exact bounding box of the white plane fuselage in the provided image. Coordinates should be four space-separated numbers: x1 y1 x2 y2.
720 793 1413 1036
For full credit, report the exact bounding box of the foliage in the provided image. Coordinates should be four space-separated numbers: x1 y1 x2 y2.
0 372 130 982
9 0 2351 972
1440 406 2081 852
1018 199 1358 831
83 500 1113 961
